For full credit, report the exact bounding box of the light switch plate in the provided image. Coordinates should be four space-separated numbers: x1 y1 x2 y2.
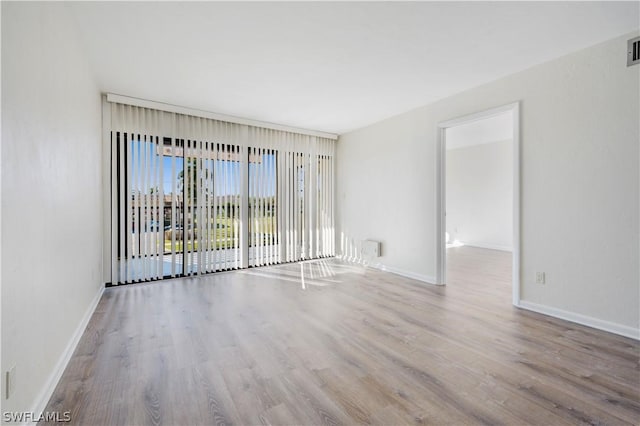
6 365 16 399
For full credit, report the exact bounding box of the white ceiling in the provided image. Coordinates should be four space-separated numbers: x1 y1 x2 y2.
446 111 513 150
68 2 639 134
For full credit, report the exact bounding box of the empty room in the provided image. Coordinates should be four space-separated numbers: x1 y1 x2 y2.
1 1 639 425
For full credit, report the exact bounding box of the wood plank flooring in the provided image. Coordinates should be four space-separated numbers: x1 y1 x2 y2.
43 247 640 425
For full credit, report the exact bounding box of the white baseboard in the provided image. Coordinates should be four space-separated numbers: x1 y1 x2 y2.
27 285 105 424
336 255 438 285
518 300 639 340
461 242 513 252
369 263 438 285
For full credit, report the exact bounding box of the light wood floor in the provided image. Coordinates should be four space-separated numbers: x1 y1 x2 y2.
43 247 640 425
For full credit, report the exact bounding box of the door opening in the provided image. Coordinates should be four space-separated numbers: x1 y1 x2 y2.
436 103 520 306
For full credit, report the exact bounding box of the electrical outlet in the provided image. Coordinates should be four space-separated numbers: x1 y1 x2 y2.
6 365 16 399
535 272 546 284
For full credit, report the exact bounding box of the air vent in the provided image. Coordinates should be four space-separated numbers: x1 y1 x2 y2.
361 240 381 258
628 36 640 67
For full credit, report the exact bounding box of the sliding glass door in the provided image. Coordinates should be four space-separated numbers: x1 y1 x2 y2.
114 132 165 283
166 139 243 276
248 147 279 267
107 100 335 285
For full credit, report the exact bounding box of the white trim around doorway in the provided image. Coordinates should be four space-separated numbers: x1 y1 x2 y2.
435 102 521 306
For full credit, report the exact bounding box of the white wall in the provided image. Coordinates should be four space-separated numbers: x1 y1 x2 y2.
1 2 103 417
337 32 639 337
446 139 513 251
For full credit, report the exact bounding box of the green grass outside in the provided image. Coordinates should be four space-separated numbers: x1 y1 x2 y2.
162 216 277 253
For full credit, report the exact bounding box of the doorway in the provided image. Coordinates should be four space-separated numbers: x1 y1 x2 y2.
436 103 520 305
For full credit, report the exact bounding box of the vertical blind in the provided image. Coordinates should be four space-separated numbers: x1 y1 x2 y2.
108 100 336 285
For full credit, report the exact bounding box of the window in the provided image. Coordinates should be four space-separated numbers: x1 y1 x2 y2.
107 101 335 285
